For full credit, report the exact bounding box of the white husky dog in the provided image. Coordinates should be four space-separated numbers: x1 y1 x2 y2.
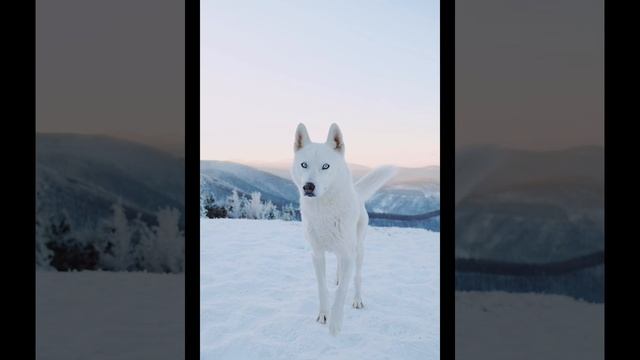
290 123 397 335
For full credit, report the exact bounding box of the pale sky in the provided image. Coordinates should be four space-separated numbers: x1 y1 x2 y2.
201 0 440 167
37 0 185 157
455 0 603 150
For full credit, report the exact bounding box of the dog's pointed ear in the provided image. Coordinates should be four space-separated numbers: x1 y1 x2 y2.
294 123 311 152
326 123 344 155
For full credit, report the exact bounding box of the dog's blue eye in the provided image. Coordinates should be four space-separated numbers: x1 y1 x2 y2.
301 162 308 168
322 163 330 170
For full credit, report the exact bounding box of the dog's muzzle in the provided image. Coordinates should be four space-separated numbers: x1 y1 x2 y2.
303 182 315 197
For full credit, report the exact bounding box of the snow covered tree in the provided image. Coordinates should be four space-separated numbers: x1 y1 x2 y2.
200 190 207 217
245 192 266 219
226 190 244 218
224 190 296 221
35 190 53 269
130 213 154 271
263 200 278 220
41 209 98 271
280 203 298 221
151 207 184 273
35 220 52 269
203 195 227 219
102 200 133 271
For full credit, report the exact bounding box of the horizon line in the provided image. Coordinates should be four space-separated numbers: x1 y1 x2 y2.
199 157 440 169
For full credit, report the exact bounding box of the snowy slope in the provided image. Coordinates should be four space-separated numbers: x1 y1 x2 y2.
36 271 184 360
456 291 603 360
200 219 440 360
367 184 440 215
200 160 299 208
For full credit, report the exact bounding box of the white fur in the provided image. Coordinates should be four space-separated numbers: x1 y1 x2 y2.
290 123 397 335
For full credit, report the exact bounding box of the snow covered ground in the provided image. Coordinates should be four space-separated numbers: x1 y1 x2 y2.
36 219 602 360
36 271 184 360
456 291 604 360
200 219 440 360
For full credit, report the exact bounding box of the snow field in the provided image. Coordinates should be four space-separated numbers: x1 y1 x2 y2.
200 219 440 360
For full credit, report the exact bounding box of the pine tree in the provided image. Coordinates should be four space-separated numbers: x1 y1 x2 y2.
130 213 154 271
109 201 133 270
152 207 184 273
263 200 278 219
200 190 207 217
203 195 227 218
281 203 297 221
35 190 53 269
246 192 265 219
43 210 98 271
226 190 243 218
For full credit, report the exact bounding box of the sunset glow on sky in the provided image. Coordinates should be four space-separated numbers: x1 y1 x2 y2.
200 1 440 167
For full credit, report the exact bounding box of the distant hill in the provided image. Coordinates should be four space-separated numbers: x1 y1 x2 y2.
36 133 185 229
200 160 440 226
200 160 299 209
240 160 440 184
455 145 604 263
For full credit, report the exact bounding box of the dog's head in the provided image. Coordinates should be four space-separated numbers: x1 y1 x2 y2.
290 123 346 199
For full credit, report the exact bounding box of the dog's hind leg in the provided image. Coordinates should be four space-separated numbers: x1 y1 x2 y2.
329 253 354 335
353 224 365 309
312 251 329 324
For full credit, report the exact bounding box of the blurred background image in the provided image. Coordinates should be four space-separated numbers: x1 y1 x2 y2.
36 1 185 359
455 0 604 358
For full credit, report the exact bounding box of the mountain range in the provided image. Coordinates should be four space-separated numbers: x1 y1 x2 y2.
36 133 439 232
36 133 185 230
200 160 440 217
455 145 604 263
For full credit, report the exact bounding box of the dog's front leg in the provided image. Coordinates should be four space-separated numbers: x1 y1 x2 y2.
312 251 329 324
329 254 354 335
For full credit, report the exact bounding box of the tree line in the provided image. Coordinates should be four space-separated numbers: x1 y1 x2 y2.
36 200 185 273
201 190 298 221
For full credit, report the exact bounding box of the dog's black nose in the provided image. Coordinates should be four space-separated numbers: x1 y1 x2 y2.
303 182 315 193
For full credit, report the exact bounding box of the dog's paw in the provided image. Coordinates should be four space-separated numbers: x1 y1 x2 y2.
328 316 342 336
352 297 364 309
316 312 327 324
328 306 344 335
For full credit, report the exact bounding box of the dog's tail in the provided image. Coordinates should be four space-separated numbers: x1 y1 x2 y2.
355 165 398 202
